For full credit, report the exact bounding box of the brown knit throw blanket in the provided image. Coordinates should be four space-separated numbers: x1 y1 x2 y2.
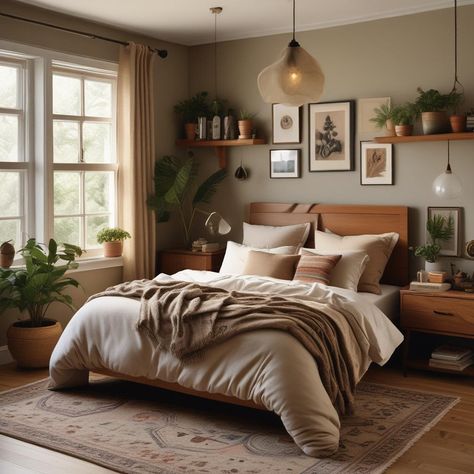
88 279 358 415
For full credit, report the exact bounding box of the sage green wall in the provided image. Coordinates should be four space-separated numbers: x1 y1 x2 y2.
187 6 474 276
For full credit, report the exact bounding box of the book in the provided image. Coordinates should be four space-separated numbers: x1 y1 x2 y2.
431 345 473 361
409 281 451 292
429 356 474 371
428 271 448 283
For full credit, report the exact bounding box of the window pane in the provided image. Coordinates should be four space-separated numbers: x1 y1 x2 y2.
54 172 80 215
53 120 80 163
85 172 113 213
86 215 111 248
0 65 18 109
85 80 112 117
0 114 19 162
0 219 20 246
0 172 20 217
54 216 80 246
83 122 112 162
53 74 80 115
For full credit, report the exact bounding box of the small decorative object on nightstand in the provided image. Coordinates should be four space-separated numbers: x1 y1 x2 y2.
159 248 225 275
400 289 474 377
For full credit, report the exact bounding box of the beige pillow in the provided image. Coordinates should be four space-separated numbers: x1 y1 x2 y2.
301 249 370 292
242 222 311 249
314 230 399 294
243 250 301 280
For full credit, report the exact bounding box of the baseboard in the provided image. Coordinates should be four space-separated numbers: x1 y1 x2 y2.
0 345 13 365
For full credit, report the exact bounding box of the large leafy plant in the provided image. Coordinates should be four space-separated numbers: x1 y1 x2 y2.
174 91 211 123
0 239 82 326
148 154 226 246
415 214 454 263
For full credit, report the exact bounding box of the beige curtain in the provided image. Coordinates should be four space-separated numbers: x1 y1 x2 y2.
118 43 156 280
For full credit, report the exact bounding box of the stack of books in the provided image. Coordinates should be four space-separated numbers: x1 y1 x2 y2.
409 281 451 292
429 345 474 371
467 112 474 132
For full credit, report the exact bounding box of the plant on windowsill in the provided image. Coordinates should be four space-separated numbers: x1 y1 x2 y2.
174 91 211 140
414 214 454 272
96 227 131 258
147 152 226 248
0 240 15 269
0 238 82 368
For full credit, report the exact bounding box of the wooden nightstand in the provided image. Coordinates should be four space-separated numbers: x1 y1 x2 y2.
159 248 225 275
400 289 474 376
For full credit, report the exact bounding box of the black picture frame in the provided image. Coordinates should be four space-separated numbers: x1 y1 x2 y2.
269 149 301 179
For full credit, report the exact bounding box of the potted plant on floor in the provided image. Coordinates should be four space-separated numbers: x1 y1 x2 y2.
238 110 256 139
0 238 82 368
414 87 450 135
97 227 131 257
370 103 396 137
414 214 454 272
392 103 417 136
446 90 466 132
174 91 211 140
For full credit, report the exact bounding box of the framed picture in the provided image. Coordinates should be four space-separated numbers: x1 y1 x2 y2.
357 97 391 139
269 149 301 178
272 104 302 144
308 100 355 172
427 207 463 257
360 141 393 185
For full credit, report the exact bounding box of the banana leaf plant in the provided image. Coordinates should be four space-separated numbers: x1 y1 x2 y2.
0 238 83 326
147 153 227 246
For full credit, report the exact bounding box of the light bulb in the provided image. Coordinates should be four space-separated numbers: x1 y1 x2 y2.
432 165 462 199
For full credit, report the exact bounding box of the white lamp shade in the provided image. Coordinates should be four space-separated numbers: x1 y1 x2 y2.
432 169 462 199
257 46 325 106
205 212 231 236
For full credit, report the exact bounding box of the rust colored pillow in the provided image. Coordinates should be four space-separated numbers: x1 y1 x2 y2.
243 250 301 280
293 254 342 285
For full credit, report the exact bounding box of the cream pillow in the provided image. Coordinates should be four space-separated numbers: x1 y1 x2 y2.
242 222 311 249
219 241 298 275
301 249 370 292
243 250 301 280
314 230 399 294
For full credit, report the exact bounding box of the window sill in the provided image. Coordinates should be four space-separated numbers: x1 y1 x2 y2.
7 256 123 273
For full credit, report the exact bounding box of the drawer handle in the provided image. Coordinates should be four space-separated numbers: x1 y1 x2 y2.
432 310 454 317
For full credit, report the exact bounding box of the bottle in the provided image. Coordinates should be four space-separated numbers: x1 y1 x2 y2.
212 115 221 140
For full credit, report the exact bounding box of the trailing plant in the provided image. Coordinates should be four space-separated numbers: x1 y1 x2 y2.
392 103 417 126
174 91 211 123
414 87 450 113
414 214 454 263
147 153 227 246
369 103 394 129
96 227 131 244
0 238 83 326
239 109 256 121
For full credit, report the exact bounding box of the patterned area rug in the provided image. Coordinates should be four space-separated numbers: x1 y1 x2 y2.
0 379 458 474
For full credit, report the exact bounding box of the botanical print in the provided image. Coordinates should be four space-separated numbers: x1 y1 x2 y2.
315 111 345 160
365 147 387 178
360 142 393 185
272 104 301 144
427 207 461 256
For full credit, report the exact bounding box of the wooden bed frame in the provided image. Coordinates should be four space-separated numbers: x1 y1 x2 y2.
95 202 409 409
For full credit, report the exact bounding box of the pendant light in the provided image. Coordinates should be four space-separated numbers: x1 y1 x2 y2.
432 141 462 199
257 0 324 106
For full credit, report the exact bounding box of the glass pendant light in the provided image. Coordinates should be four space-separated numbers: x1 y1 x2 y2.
257 0 324 106
432 141 462 199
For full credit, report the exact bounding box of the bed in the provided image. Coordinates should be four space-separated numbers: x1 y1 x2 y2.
49 203 409 457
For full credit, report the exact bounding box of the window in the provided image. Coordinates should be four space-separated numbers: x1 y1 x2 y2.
0 58 28 246
52 66 117 253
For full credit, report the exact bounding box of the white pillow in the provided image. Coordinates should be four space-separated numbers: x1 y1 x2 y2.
242 222 311 249
220 241 298 275
301 248 370 292
314 230 399 294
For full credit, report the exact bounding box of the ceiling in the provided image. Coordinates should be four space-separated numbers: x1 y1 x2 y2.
16 0 474 46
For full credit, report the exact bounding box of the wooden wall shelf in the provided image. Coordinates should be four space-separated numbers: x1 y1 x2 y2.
374 132 474 144
176 138 266 168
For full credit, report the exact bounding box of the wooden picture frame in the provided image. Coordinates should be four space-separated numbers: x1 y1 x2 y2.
272 104 302 144
427 207 463 257
308 100 355 172
360 141 394 185
269 149 301 178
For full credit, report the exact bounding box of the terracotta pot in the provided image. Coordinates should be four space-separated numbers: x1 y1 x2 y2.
0 252 14 268
395 124 413 137
103 241 123 257
184 122 196 140
421 111 449 135
7 319 62 368
238 120 253 139
449 114 466 133
385 119 396 137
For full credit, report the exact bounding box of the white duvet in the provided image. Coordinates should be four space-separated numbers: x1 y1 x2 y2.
49 270 403 457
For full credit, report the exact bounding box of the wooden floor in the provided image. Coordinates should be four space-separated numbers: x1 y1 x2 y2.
0 363 473 473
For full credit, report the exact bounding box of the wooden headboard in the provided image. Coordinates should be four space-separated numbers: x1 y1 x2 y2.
249 202 409 286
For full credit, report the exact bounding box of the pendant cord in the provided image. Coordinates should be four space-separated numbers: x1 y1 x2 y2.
447 141 452 173
293 0 296 42
451 0 464 93
214 11 217 100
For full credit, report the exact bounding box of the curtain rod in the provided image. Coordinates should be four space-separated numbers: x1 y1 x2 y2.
0 11 168 58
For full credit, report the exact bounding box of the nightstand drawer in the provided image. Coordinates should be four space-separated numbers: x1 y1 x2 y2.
401 294 474 335
159 249 225 274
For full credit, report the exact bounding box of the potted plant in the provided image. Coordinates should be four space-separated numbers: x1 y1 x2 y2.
174 91 211 140
446 90 466 132
238 110 256 139
370 103 396 137
0 238 82 368
148 153 226 247
0 240 15 268
414 214 454 272
97 227 131 257
414 87 450 135
392 103 417 136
